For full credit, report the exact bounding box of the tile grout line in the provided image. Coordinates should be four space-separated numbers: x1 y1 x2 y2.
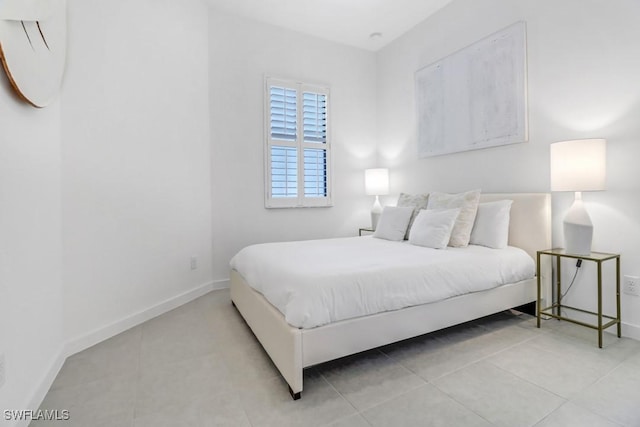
566 361 634 427
38 296 640 427
317 355 423 425
331 351 431 414
199 299 259 427
568 399 626 427
489 327 638 402
424 331 559 426
132 325 144 423
375 347 430 383
318 370 361 415
427 358 553 427
427 381 495 427
316 370 378 426
419 330 542 384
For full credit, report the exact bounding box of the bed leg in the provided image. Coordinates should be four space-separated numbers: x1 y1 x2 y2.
288 386 301 400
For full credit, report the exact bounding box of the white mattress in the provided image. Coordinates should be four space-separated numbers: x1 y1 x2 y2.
230 236 535 329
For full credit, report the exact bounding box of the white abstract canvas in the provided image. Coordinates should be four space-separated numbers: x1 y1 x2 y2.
416 22 528 157
0 0 66 107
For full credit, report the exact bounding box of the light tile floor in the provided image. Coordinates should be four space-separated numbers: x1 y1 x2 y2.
32 289 640 427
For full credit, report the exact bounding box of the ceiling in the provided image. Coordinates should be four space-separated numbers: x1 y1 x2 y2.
206 0 454 51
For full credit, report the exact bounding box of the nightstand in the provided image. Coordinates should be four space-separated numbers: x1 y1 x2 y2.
359 227 374 236
536 248 621 348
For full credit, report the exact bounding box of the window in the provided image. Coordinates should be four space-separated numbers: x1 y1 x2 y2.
265 77 331 208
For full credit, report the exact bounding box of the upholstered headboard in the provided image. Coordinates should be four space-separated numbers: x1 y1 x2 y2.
480 193 551 262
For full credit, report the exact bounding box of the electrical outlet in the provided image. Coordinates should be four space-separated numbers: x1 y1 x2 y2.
0 353 6 388
190 256 198 270
624 275 640 296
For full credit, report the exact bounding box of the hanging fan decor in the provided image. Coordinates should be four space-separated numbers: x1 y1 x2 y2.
0 0 66 108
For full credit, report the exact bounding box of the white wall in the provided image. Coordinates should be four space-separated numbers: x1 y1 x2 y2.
5 0 640 418
208 11 378 281
61 0 212 346
1 0 212 418
376 0 640 337
0 73 64 415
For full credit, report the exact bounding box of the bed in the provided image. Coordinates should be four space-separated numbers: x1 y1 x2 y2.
230 193 551 399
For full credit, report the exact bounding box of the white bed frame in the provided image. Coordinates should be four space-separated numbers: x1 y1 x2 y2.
230 193 551 399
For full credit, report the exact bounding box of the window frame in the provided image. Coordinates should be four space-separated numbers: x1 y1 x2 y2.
264 76 332 209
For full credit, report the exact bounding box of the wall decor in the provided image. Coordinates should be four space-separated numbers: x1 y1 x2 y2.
0 0 66 107
415 22 527 157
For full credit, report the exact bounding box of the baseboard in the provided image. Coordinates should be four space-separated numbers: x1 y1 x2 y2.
622 321 640 341
11 346 67 427
64 280 216 358
211 278 230 290
14 281 219 427
17 280 227 427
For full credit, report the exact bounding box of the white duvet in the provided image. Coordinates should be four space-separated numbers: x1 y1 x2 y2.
230 236 535 329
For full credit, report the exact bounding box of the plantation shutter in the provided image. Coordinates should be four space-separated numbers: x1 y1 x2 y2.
302 91 327 197
270 86 297 141
269 85 298 198
302 92 326 144
265 77 331 207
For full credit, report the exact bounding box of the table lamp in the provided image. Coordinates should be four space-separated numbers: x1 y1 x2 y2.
550 139 606 255
365 168 389 229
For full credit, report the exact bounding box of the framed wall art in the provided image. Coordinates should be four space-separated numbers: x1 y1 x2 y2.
415 22 528 157
0 0 66 108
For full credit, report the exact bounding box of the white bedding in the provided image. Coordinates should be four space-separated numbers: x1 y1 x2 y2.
230 236 535 329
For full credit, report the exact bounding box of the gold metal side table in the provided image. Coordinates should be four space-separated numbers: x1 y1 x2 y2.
359 227 374 236
536 248 621 348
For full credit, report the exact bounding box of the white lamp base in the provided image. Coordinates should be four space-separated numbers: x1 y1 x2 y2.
563 192 593 256
371 195 382 230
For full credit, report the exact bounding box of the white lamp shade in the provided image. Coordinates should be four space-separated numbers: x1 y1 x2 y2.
365 168 389 196
550 139 606 192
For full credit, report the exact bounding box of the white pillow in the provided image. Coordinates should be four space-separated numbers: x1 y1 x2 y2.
397 193 430 240
408 208 461 249
470 200 513 249
373 206 414 241
427 189 481 247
